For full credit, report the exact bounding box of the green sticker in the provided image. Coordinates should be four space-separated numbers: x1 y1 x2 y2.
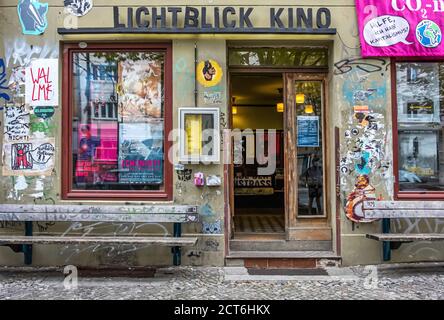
34 106 55 119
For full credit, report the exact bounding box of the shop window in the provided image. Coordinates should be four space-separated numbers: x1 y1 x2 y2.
62 43 172 200
228 47 328 68
395 62 444 198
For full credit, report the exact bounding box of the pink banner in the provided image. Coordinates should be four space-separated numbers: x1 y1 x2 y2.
356 0 444 57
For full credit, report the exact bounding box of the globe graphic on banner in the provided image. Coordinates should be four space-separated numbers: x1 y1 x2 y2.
416 20 442 48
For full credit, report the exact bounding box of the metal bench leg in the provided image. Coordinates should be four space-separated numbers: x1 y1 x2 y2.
382 218 391 262
23 221 33 265
172 223 181 266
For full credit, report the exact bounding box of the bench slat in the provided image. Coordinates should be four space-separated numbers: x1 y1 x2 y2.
363 210 444 219
0 212 199 223
364 201 444 210
366 233 444 242
0 204 198 214
0 236 198 246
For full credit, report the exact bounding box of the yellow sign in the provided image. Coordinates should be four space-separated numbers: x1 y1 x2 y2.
185 114 202 156
197 59 223 87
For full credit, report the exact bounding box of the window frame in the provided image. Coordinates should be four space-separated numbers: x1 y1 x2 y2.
62 42 173 200
392 57 444 200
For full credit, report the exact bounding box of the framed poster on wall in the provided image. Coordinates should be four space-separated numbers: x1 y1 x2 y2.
178 107 220 163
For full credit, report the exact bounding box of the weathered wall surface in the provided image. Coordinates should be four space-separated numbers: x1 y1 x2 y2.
0 0 443 267
0 2 227 267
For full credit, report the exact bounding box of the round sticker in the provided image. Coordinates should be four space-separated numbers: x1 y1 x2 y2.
416 20 442 48
196 59 223 88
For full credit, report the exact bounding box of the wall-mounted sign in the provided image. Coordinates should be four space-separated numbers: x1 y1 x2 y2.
356 0 444 57
297 116 319 147
18 0 49 35
197 60 223 88
25 59 59 107
178 107 220 163
58 6 336 34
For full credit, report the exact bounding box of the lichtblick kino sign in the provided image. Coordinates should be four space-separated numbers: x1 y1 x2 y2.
58 6 336 34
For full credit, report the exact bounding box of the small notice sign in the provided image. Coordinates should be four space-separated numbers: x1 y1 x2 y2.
297 116 319 147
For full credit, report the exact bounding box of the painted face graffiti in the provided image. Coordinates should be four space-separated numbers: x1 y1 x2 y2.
17 0 49 35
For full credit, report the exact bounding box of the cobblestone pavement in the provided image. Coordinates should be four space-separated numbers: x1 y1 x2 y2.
0 263 443 300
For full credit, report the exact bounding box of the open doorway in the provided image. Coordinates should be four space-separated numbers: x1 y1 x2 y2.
230 74 285 239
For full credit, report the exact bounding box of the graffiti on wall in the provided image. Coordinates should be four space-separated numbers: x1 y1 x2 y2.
3 39 58 69
1 38 59 201
335 55 392 223
0 58 11 101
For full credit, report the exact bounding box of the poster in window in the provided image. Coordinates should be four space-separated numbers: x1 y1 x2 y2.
399 131 438 178
406 100 435 123
75 122 118 184
118 121 163 184
117 54 163 122
297 116 320 147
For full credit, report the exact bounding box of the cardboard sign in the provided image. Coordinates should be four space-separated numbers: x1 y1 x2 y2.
25 59 58 107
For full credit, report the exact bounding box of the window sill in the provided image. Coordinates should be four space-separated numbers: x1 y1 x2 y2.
62 190 172 201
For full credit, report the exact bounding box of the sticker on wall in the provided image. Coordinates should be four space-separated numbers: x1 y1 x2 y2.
202 220 222 234
203 91 222 105
33 106 55 119
197 60 223 88
2 138 55 176
4 104 30 142
8 66 26 97
345 175 379 223
17 0 49 35
25 59 58 107
64 0 93 17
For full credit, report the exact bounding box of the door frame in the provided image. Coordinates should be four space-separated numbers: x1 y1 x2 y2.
284 72 332 241
225 68 331 250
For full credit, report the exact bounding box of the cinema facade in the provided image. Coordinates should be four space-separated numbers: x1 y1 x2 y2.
0 0 444 268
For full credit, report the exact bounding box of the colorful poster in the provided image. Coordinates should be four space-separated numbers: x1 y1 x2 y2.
118 55 163 122
297 116 319 147
2 138 55 176
118 121 164 184
25 59 58 106
75 122 118 184
4 104 30 141
356 1 444 57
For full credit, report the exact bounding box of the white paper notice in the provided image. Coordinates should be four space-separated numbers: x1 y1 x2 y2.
25 59 59 107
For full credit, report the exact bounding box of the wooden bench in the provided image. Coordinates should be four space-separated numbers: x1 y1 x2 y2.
363 201 444 261
0 204 199 266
